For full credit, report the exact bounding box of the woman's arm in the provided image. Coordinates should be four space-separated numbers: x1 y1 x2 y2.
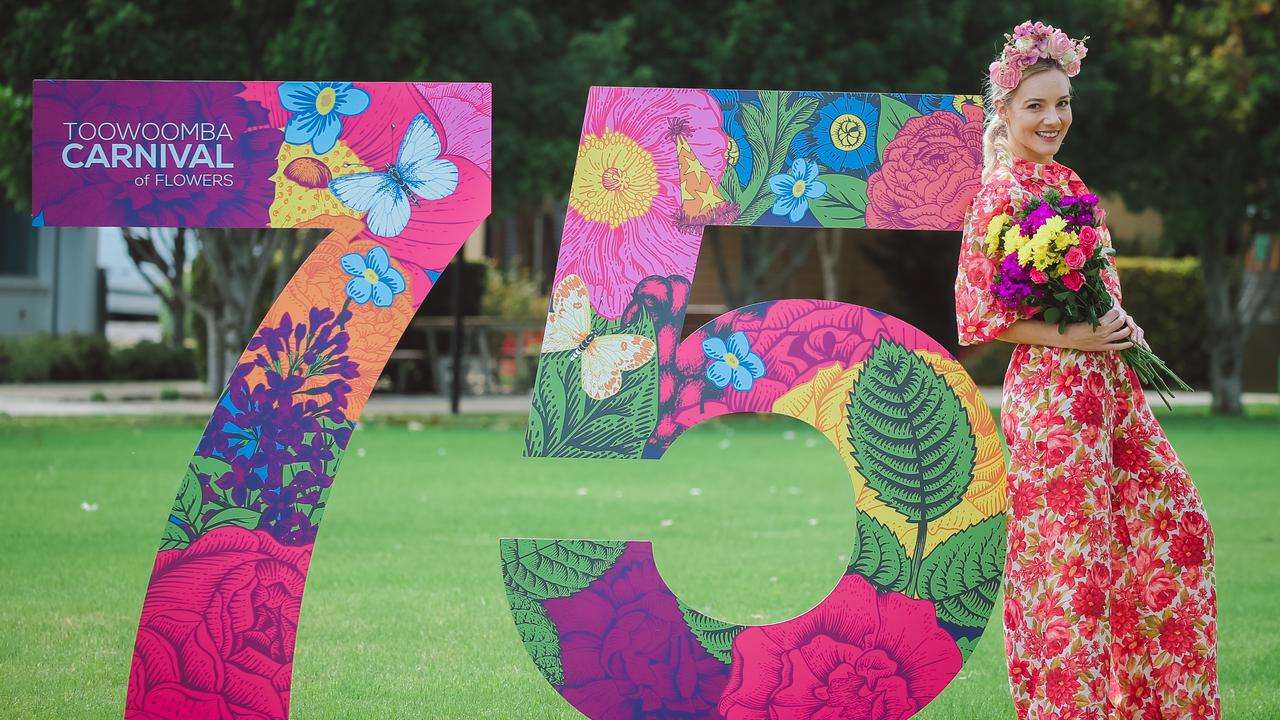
995 305 1134 351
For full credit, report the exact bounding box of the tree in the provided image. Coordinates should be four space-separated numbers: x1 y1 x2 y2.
1080 0 1280 414
120 227 189 347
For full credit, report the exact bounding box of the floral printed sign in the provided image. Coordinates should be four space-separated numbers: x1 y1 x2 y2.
511 87 1002 719
32 79 490 719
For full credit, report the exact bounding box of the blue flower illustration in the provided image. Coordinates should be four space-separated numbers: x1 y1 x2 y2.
341 245 405 308
768 158 826 223
703 331 766 391
279 82 371 155
805 94 879 175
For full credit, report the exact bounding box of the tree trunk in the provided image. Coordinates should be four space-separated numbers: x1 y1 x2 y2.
1200 229 1245 416
205 310 227 397
816 229 844 301
167 296 186 348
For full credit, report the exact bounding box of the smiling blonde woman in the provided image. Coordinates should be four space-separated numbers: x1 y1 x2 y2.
955 20 1221 720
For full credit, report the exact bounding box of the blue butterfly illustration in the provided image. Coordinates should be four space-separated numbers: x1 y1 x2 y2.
328 113 458 238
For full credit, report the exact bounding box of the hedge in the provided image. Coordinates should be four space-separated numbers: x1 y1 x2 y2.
0 335 197 383
959 256 1207 389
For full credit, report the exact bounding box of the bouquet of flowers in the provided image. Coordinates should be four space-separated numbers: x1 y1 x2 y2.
984 190 1191 408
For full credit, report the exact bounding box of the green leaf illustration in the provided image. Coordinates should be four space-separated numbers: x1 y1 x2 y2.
847 340 975 524
501 539 627 600
159 522 190 551
917 515 1007 629
847 339 976 595
809 174 869 228
198 506 262 533
876 95 922 163
955 636 981 661
525 308 659 459
506 588 563 685
175 456 228 525
677 601 744 664
735 92 819 225
847 509 910 593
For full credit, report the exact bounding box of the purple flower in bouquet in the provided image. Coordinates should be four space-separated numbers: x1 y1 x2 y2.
1018 202 1058 236
992 254 1043 309
1058 193 1099 227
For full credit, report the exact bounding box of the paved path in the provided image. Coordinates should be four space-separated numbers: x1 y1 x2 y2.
0 380 1273 418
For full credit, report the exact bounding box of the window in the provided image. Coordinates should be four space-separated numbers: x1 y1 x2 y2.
0 203 38 276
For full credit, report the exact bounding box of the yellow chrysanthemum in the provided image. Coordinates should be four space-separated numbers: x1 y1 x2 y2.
1052 261 1070 278
985 214 1009 256
1002 226 1027 258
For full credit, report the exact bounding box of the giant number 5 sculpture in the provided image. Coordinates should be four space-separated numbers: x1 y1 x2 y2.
504 87 1006 719
32 80 491 719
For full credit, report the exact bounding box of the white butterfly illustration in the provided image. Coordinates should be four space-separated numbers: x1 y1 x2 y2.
542 274 657 400
328 113 457 238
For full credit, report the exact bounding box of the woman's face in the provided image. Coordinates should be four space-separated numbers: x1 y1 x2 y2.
999 68 1073 164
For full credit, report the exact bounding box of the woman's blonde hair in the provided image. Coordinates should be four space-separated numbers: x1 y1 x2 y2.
981 59 1069 182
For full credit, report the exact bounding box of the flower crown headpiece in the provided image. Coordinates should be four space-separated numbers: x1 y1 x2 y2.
989 21 1088 91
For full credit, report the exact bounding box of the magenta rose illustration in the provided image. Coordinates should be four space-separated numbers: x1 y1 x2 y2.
718 573 961 720
126 527 312 720
543 543 729 718
865 104 984 230
650 300 948 454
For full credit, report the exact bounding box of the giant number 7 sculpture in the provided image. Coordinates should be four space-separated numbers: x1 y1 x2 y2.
504 87 1006 719
32 80 490 719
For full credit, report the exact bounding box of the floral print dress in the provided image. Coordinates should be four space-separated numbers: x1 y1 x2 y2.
955 158 1220 720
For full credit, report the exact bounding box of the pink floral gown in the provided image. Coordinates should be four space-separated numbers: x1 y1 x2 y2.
954 158 1220 720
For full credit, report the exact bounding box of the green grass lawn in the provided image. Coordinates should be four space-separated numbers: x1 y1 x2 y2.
0 407 1276 718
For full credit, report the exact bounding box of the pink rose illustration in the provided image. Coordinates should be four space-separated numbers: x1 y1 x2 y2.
865 105 983 231
126 527 312 720
718 574 962 720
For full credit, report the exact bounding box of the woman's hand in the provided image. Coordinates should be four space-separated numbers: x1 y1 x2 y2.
1062 306 1133 352
1124 312 1150 350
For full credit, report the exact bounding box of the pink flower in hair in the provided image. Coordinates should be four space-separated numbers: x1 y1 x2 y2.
1047 31 1073 57
991 61 1022 90
990 21 1089 89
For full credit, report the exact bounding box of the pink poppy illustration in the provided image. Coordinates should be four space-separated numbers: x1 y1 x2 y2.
718 573 962 720
556 86 727 318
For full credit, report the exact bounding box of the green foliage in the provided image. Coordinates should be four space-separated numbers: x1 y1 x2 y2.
0 334 197 383
524 308 659 459
916 515 1006 629
500 539 626 600
677 601 743 664
480 264 549 319
847 340 975 525
108 340 198 381
846 509 910 593
1114 256 1208 386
